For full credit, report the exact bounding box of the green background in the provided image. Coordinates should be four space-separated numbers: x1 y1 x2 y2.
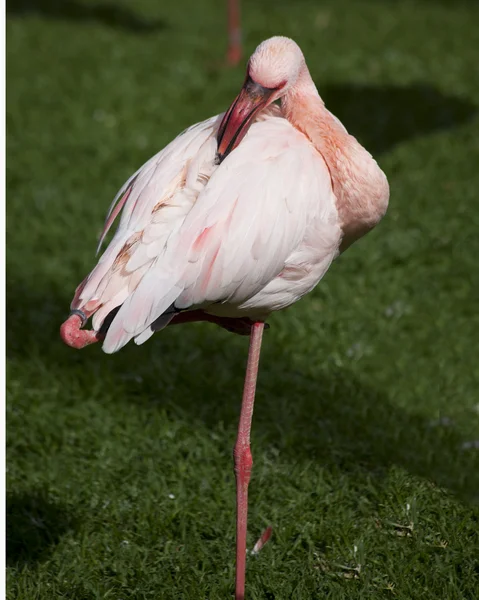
7 0 479 598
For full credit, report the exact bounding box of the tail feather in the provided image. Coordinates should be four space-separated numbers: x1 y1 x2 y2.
133 309 176 346
102 272 183 353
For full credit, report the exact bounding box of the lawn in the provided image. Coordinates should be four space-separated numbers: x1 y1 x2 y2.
6 0 479 598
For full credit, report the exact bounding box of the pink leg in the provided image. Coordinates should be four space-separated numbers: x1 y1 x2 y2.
234 321 264 600
227 0 242 66
60 308 264 352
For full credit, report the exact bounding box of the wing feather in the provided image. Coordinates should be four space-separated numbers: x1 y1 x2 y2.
74 109 339 354
72 114 221 320
102 115 338 351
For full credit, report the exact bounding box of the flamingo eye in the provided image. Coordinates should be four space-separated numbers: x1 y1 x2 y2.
245 74 277 93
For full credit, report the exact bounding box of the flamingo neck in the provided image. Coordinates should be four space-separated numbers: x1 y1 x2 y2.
281 68 389 250
281 67 344 143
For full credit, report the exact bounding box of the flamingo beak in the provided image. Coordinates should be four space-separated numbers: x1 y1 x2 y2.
216 76 276 163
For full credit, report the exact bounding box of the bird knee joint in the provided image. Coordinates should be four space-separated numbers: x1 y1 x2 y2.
233 445 253 473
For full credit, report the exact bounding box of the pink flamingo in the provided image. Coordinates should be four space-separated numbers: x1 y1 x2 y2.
60 37 389 599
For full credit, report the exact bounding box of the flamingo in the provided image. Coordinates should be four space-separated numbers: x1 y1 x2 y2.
60 36 389 599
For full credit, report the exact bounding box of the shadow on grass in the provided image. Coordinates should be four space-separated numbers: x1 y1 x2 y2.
6 490 76 567
6 0 167 33
319 82 477 155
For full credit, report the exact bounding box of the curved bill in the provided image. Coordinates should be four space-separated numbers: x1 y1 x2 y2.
216 76 276 163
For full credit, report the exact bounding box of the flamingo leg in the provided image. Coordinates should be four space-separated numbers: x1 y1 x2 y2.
227 0 242 66
170 311 256 335
234 321 264 600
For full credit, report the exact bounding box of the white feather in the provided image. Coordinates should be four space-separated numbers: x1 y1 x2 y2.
74 107 341 352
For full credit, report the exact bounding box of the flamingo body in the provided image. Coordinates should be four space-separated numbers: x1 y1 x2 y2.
74 106 341 353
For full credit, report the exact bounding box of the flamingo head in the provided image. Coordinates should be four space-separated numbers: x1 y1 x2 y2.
216 36 305 162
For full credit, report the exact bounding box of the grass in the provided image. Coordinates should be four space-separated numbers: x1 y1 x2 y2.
6 0 479 598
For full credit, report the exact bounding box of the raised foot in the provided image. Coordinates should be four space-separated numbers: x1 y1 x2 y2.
60 313 104 349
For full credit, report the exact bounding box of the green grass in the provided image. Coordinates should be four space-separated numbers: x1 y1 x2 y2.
6 0 479 598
